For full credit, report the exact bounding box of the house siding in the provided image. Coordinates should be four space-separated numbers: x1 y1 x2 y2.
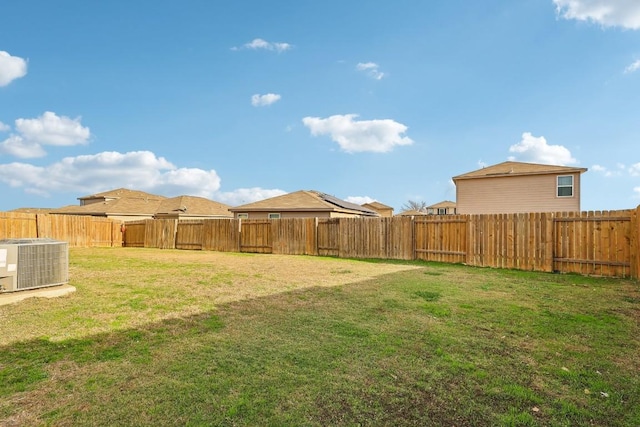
235 210 379 219
236 211 333 219
456 173 582 214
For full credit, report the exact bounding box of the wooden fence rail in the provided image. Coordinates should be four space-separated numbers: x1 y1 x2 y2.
2 208 638 279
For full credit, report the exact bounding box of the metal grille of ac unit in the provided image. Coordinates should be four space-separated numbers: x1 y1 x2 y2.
0 238 69 292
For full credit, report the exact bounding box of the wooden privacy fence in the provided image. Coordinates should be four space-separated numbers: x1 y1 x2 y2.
0 212 123 247
123 207 640 279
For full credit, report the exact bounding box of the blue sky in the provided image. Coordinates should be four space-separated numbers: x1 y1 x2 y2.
1 0 639 212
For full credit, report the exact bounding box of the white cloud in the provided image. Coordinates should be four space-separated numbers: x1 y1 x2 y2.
345 196 376 205
232 38 292 52
15 111 90 146
553 0 640 30
592 164 622 177
356 62 385 80
0 111 91 158
0 51 27 86
508 132 577 165
624 59 640 73
0 135 47 158
0 151 222 198
251 93 281 107
0 121 10 132
0 150 292 205
629 162 640 176
302 114 413 153
215 187 287 206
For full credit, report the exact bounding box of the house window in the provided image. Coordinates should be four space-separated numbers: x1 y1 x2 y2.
268 213 281 219
426 208 434 215
237 213 248 219
557 175 574 197
437 208 447 215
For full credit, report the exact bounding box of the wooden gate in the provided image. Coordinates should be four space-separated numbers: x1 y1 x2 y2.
239 220 272 253
415 216 468 264
553 210 632 277
317 218 339 257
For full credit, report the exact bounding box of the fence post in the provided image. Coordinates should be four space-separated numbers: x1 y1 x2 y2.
631 206 640 280
464 215 471 265
542 212 554 272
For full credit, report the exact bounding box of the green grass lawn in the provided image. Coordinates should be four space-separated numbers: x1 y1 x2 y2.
1 248 639 426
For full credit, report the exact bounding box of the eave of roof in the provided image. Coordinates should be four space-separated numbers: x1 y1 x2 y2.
452 161 588 181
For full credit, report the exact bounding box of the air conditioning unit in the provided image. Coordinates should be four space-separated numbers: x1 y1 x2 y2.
0 238 69 293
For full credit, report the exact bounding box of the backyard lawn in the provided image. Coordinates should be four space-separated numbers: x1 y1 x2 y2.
1 247 639 426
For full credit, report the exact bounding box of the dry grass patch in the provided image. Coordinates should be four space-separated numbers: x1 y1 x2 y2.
1 248 419 346
1 248 639 426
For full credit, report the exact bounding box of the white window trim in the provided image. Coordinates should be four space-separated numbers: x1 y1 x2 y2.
268 213 281 219
557 175 574 198
237 213 249 219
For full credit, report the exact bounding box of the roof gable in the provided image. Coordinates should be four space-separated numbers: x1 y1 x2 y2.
453 161 587 181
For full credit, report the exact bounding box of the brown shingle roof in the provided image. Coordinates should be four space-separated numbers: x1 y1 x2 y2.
156 196 232 217
362 201 393 210
452 161 587 181
9 207 53 214
52 197 163 216
230 190 379 216
78 188 165 201
427 200 456 209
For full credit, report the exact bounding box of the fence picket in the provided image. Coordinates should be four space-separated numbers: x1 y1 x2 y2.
2 209 637 279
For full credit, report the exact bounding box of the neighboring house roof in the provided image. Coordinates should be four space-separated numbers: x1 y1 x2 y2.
452 161 587 181
362 201 393 210
78 188 165 203
230 190 379 216
427 200 456 209
52 197 163 216
9 208 53 214
155 195 232 217
396 209 429 216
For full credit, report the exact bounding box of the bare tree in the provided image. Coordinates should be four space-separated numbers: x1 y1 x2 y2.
401 200 428 212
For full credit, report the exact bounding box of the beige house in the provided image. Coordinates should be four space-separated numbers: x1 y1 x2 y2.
52 188 232 221
452 161 588 214
229 190 380 219
425 200 457 215
362 201 394 217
